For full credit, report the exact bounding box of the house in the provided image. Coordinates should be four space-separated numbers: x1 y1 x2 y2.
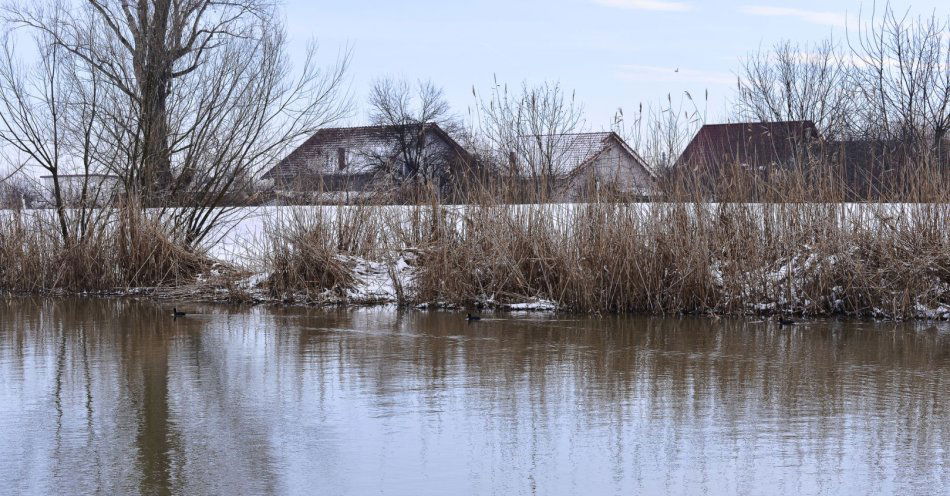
261 123 474 202
821 139 897 199
508 132 656 200
821 138 950 199
674 121 821 192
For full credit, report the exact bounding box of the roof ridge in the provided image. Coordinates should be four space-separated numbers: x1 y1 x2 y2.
518 131 614 138
701 120 815 128
316 122 437 133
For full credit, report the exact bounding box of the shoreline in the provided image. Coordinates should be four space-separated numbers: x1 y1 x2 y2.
4 277 947 323
4 202 949 322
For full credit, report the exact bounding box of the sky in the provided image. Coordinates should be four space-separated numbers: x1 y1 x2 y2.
283 0 947 131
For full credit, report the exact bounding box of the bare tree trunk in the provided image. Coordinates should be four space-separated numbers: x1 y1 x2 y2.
135 0 175 199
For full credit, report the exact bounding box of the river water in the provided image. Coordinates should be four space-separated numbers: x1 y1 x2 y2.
0 298 947 495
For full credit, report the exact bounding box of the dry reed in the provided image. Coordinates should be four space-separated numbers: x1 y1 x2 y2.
403 200 948 319
261 208 361 301
0 204 210 293
3 161 947 320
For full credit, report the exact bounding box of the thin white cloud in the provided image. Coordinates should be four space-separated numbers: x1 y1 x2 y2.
615 65 735 85
740 6 846 27
593 0 693 13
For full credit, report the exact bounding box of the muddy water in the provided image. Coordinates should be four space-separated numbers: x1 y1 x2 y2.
0 299 947 495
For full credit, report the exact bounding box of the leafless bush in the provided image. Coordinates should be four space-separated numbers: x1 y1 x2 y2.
0 9 105 242
618 92 705 177
474 80 586 202
0 171 40 208
850 3 950 146
727 3 950 200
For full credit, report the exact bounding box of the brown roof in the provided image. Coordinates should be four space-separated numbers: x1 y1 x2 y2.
262 123 470 180
675 121 820 171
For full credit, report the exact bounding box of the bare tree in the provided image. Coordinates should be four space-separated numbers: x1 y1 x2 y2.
476 80 585 199
5 0 273 200
736 39 855 138
366 78 462 193
4 0 352 247
849 2 950 148
155 31 351 246
0 20 77 241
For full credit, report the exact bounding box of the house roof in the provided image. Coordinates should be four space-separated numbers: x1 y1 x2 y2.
262 123 470 180
514 131 654 179
675 121 820 170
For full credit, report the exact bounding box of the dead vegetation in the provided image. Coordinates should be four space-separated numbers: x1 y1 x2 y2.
0 204 211 294
243 166 948 320
401 200 948 319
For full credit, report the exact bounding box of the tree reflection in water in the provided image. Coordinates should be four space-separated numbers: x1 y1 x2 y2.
0 299 947 495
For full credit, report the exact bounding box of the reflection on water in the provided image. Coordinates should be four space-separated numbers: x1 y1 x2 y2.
0 298 947 495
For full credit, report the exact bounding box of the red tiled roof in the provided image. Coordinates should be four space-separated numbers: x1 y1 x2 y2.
675 121 820 171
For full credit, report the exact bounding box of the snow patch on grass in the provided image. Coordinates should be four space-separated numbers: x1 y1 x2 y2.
501 299 559 311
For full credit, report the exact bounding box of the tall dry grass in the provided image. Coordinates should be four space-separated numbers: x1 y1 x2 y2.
0 204 210 293
256 162 948 319
3 156 946 320
260 205 398 301
406 201 948 318
262 213 355 301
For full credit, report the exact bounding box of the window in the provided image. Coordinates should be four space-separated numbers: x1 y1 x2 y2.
337 147 347 170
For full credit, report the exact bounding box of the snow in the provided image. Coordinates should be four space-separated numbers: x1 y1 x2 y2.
502 299 559 311
345 253 416 304
3 202 947 319
143 203 950 319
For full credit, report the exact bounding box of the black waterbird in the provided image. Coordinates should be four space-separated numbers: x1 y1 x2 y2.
173 308 187 318
466 313 481 321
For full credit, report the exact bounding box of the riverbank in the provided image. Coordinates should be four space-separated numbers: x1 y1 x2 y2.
2 202 949 320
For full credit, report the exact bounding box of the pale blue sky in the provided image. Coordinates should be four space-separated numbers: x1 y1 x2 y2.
286 0 944 129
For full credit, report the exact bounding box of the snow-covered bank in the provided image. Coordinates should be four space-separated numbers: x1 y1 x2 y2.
3 202 948 320
194 203 949 320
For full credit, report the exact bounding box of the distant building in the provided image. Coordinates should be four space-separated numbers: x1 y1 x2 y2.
508 132 657 200
674 121 820 193
820 138 950 199
261 123 475 202
40 174 121 206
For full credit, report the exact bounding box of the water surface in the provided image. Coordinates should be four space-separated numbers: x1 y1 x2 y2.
0 298 947 495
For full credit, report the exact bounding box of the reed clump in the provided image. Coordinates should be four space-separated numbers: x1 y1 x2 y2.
0 205 210 293
261 208 366 301
253 160 948 319
403 200 948 318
